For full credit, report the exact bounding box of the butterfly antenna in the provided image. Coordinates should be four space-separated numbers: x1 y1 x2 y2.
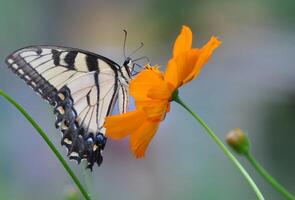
123 29 128 59
128 42 144 58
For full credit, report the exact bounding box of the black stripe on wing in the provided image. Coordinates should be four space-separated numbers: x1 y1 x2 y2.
5 49 58 105
53 86 106 169
5 45 121 105
53 71 120 170
5 45 131 169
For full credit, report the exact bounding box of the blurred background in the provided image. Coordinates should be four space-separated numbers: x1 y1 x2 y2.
1 0 295 199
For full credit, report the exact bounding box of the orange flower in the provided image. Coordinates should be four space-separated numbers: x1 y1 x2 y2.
104 25 221 158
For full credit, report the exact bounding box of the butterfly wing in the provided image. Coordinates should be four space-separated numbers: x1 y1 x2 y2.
118 81 129 113
5 45 110 104
5 45 129 169
55 71 124 168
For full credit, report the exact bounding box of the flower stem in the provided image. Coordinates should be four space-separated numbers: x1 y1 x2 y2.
245 152 295 200
172 94 265 200
0 90 92 200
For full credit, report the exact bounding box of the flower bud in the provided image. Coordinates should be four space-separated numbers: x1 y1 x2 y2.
226 128 250 155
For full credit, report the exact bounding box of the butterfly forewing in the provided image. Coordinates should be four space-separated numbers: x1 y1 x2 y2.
5 45 130 169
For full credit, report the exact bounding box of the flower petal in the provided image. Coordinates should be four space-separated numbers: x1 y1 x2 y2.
142 101 170 121
183 36 221 83
173 25 192 57
165 49 200 88
147 82 174 100
130 120 160 158
130 66 166 105
165 36 221 88
104 27 221 161
104 110 146 139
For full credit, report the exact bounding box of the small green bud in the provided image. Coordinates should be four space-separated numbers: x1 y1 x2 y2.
226 128 250 155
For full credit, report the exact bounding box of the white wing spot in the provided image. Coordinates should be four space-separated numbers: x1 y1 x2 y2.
57 106 65 114
93 145 98 151
7 59 14 64
18 69 24 75
61 122 68 130
58 93 65 100
31 81 37 87
64 138 72 145
12 64 18 69
24 75 31 81
69 152 79 157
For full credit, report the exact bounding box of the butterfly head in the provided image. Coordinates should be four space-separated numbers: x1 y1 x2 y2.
123 56 148 77
122 30 150 77
123 57 134 75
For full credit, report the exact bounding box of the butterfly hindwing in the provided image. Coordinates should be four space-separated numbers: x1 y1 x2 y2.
6 45 130 169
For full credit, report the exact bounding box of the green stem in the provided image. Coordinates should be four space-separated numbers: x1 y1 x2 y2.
0 90 92 200
172 94 265 200
245 153 295 200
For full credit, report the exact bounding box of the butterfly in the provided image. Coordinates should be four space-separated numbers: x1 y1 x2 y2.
5 35 146 170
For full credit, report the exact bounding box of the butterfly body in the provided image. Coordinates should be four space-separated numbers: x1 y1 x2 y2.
5 45 134 169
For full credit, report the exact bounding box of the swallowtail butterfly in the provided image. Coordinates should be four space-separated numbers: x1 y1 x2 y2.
5 42 144 169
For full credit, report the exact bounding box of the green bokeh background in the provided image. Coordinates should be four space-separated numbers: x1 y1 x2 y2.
0 0 295 199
